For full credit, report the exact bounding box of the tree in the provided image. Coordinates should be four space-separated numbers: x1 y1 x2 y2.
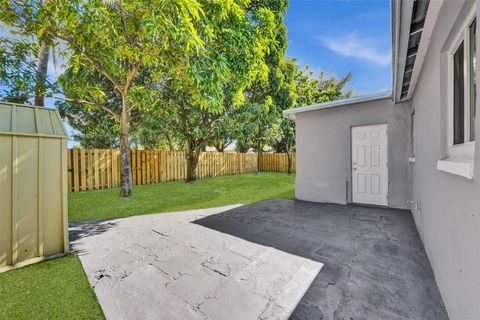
34 0 51 107
152 0 280 182
1 0 208 196
233 101 278 172
270 58 297 174
0 1 54 106
210 113 235 152
295 66 353 106
0 35 55 103
33 38 49 106
232 0 289 170
270 65 353 174
56 64 120 148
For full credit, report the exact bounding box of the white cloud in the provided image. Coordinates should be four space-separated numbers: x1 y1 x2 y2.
320 32 391 67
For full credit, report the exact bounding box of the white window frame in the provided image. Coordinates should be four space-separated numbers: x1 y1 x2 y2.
447 7 476 160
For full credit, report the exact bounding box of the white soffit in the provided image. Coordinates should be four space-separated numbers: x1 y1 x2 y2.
393 0 414 103
394 0 444 102
405 0 443 101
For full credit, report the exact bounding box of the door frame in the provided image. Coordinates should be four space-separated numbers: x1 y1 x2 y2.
350 123 389 206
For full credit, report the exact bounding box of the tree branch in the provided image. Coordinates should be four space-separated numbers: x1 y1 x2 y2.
125 60 142 112
52 95 120 120
44 29 124 93
125 61 141 92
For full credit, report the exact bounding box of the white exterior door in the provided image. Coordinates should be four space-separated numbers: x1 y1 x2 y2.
351 124 388 206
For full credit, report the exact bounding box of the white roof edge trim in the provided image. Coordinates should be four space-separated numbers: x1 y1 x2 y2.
283 91 392 119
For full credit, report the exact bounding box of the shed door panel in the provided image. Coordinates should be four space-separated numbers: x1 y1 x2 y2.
43 139 63 255
16 137 39 262
352 124 388 206
0 136 12 267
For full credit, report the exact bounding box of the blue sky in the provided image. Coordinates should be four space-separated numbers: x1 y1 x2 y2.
3 1 392 146
285 0 392 94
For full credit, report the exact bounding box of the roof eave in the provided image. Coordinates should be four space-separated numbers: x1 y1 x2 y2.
284 91 392 120
392 0 414 103
392 0 444 103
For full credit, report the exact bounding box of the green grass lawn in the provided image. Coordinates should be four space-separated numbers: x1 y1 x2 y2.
0 255 104 320
69 172 295 222
0 173 293 319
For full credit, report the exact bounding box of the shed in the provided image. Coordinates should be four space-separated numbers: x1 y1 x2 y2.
0 102 69 272
284 92 413 209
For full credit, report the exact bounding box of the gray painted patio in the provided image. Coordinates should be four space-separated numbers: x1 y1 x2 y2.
195 199 449 320
71 199 448 320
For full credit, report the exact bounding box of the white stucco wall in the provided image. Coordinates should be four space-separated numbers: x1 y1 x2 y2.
409 1 480 319
294 2 480 318
294 98 412 208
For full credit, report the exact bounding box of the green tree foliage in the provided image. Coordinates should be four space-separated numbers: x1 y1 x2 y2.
0 35 52 103
231 0 289 167
0 0 278 194
268 58 297 174
56 64 120 148
210 112 235 152
233 100 278 155
56 63 178 150
269 65 353 172
149 0 281 182
0 0 353 184
296 66 353 106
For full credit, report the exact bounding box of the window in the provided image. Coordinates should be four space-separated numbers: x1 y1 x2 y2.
448 14 477 158
439 11 477 179
453 41 464 145
470 18 476 141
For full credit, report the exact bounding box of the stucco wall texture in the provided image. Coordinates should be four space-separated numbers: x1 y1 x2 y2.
295 98 412 209
408 1 480 319
294 1 480 319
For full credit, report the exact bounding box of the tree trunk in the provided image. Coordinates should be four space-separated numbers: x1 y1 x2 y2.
286 149 292 175
119 104 133 197
34 41 49 107
257 140 262 175
215 143 225 152
186 141 201 183
238 145 249 153
164 132 174 151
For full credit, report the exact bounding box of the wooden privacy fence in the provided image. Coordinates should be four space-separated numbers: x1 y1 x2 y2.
67 149 295 192
259 153 296 173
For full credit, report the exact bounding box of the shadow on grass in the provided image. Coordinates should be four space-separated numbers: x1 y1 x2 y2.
69 220 118 255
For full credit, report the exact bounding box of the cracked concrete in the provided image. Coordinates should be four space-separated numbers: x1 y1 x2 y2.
70 205 322 320
194 199 450 320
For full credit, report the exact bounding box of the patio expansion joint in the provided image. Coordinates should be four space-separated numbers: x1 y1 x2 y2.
332 232 363 318
257 296 288 320
201 257 231 278
162 270 215 318
151 228 169 237
376 216 420 250
149 262 189 282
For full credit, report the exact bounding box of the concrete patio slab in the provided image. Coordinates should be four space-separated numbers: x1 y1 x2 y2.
194 199 449 320
70 205 323 320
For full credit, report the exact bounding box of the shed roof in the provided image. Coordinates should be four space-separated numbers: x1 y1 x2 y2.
0 102 68 138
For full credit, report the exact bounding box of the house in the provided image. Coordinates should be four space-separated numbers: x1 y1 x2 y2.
284 1 479 319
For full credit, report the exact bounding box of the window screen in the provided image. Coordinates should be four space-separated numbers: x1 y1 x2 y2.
454 41 465 145
470 19 476 141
